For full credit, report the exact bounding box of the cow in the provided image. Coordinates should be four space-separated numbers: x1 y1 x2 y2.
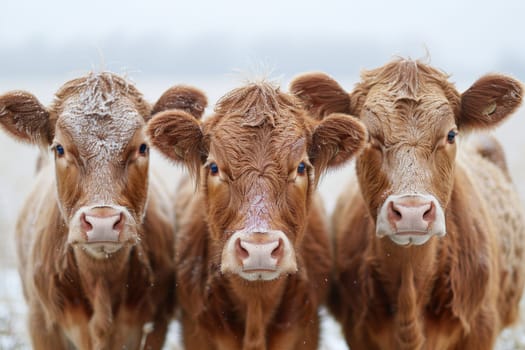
146 79 367 350
0 73 205 349
290 59 525 349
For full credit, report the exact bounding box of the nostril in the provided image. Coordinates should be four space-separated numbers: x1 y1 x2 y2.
423 202 436 222
80 213 93 232
113 213 124 232
271 238 284 259
388 201 403 221
235 238 249 260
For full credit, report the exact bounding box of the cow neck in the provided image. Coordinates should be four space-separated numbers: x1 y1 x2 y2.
372 233 440 314
367 238 438 349
74 246 133 303
228 275 288 349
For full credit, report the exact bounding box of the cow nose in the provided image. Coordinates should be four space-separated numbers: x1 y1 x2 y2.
235 237 284 271
80 207 125 242
387 196 436 232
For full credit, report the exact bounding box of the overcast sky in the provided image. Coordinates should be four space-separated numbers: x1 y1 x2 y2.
1 0 524 81
1 0 523 46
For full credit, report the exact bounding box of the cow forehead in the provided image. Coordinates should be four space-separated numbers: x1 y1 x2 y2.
57 95 143 158
210 117 305 165
363 88 454 143
208 81 309 178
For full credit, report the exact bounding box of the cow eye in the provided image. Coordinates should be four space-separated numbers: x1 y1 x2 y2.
55 144 65 157
447 130 458 144
209 162 219 175
139 143 148 155
297 162 307 175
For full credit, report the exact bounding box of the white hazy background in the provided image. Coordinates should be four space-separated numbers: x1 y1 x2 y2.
1 0 525 349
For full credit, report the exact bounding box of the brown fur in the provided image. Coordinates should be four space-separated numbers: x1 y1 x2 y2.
151 85 208 118
469 133 511 179
147 80 366 350
0 73 202 349
277 72 350 119
0 91 52 145
290 60 525 350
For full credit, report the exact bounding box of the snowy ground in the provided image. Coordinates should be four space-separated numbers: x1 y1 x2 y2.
1 76 525 349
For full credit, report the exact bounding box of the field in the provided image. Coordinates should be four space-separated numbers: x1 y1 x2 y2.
1 76 524 349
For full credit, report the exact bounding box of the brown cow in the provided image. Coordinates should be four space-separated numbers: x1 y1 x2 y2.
290 60 525 349
0 73 205 349
147 80 366 350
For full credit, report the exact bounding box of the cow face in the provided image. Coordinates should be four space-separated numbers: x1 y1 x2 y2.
291 62 522 246
148 81 365 281
0 74 203 259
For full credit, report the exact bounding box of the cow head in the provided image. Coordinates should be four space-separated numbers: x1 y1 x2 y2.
291 61 522 246
148 80 365 281
0 73 205 259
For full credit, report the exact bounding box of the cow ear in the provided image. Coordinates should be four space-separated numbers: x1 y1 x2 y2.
310 113 366 171
290 72 350 119
460 74 522 130
151 85 208 120
0 91 52 146
147 110 204 178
